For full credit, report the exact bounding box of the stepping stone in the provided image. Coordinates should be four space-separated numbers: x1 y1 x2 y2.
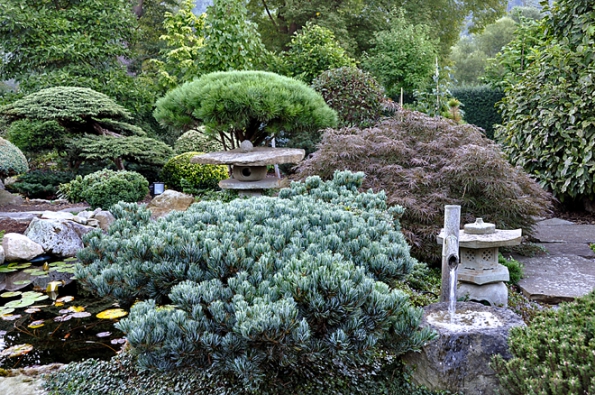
533 224 595 244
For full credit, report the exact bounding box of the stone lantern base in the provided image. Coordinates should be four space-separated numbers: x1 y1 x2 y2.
458 281 508 307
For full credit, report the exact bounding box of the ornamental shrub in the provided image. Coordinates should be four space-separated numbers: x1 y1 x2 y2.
76 171 435 391
161 152 227 191
450 85 504 139
282 23 357 84
492 290 595 394
294 111 552 263
312 67 385 128
153 71 338 154
59 169 148 209
0 136 28 179
174 128 223 154
7 170 75 199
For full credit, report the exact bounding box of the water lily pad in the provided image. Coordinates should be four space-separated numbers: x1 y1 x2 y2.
5 299 35 308
59 309 71 314
111 338 127 345
1 344 33 358
11 263 32 269
13 280 32 285
0 266 17 273
1 291 22 298
96 331 112 338
72 312 91 319
54 314 72 322
29 295 49 302
56 296 74 303
29 270 48 276
96 309 128 320
64 257 78 262
24 307 41 314
56 267 76 274
68 306 85 313
28 320 45 329
1 314 22 321
0 308 15 316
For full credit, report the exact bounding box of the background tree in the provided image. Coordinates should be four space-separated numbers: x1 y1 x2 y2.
153 71 337 153
495 0 595 204
362 12 438 96
1 87 173 171
279 23 356 84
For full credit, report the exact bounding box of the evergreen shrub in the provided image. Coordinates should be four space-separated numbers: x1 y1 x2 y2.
312 67 385 128
76 171 435 391
451 85 504 139
0 136 28 179
294 111 552 263
161 152 227 191
174 128 223 154
8 170 75 199
59 169 148 209
493 290 595 394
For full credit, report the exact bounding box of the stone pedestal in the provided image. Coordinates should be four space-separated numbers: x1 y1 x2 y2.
402 302 524 395
191 145 304 196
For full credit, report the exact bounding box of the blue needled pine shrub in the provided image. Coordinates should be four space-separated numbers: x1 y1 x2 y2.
76 171 436 392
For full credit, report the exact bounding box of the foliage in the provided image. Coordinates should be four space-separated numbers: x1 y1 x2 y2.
59 169 148 209
147 0 206 91
43 352 451 395
498 254 523 285
199 0 269 75
312 67 386 128
1 87 170 171
161 152 228 191
68 135 174 170
281 23 356 84
494 0 595 202
76 172 435 389
154 71 337 152
294 111 552 264
410 65 460 121
492 290 595 394
0 137 28 179
450 85 504 139
246 0 507 58
362 12 439 96
7 170 75 199
174 128 224 154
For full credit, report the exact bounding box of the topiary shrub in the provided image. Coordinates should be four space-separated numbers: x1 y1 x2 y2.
312 67 386 128
294 111 552 263
450 85 504 139
174 128 223 154
7 170 75 199
75 171 435 392
153 71 338 154
281 22 357 84
59 169 148 209
160 152 228 191
0 136 28 179
492 290 595 394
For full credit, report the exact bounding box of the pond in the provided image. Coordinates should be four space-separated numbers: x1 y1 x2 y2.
0 257 126 368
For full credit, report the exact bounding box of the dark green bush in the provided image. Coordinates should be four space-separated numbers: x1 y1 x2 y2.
174 128 223 154
312 67 386 128
8 170 75 199
493 290 595 394
0 136 28 179
161 151 228 191
153 70 338 154
294 111 552 264
59 169 148 209
76 171 435 391
498 254 524 285
450 85 503 139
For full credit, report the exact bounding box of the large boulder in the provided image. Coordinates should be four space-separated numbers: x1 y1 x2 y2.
25 218 95 258
402 302 524 395
0 189 24 207
147 190 194 219
93 210 116 231
1 233 44 262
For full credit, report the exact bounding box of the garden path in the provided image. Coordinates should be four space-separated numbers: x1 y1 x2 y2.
514 218 595 304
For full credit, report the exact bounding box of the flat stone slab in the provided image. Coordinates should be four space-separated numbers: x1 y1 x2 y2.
518 255 595 304
219 177 289 190
538 218 575 226
192 147 305 166
0 212 42 221
533 224 595 244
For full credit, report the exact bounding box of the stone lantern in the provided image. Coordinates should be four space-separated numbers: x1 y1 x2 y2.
191 141 305 196
438 218 522 307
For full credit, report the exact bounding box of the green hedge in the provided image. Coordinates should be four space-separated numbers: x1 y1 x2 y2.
451 85 503 139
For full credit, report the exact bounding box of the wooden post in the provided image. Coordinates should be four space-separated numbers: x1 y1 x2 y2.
440 205 460 303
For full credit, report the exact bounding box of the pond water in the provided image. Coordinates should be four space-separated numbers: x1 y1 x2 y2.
0 257 126 368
